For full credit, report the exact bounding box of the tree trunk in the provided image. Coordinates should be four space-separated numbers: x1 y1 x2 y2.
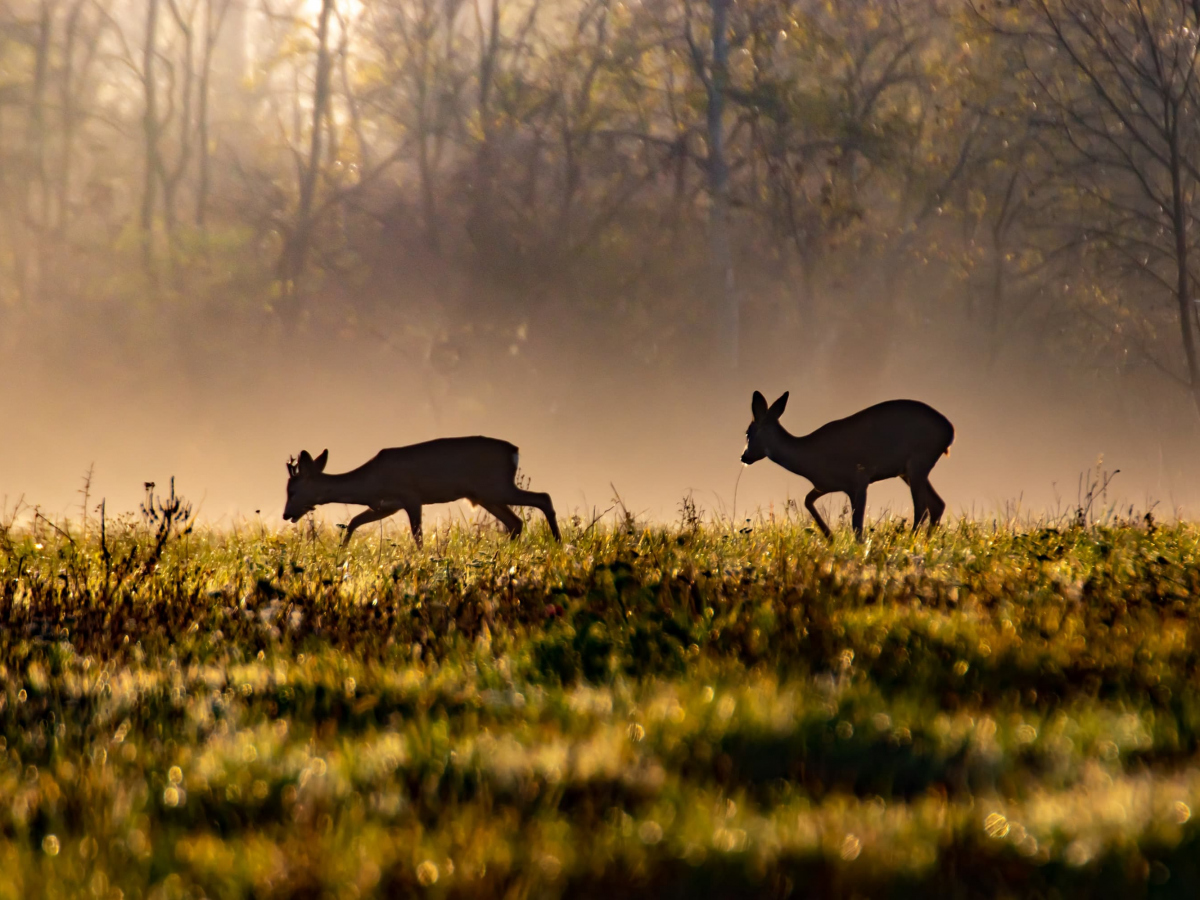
163 0 197 269
467 0 500 260
196 0 236 230
56 0 88 240
196 0 214 229
141 0 162 277
279 0 335 300
1168 119 1200 420
707 0 737 369
416 99 441 252
25 0 54 302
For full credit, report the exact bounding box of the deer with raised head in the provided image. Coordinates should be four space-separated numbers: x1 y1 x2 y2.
741 391 954 540
283 438 561 546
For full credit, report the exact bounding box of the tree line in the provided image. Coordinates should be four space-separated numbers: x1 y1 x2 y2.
3 0 1200 421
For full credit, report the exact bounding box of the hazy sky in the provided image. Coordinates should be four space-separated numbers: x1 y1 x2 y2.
4 305 1191 532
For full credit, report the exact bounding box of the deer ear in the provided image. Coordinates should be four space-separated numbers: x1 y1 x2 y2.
768 391 789 420
298 450 314 471
751 391 768 420
313 449 328 473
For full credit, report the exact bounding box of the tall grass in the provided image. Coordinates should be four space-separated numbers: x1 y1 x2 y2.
1 505 1198 898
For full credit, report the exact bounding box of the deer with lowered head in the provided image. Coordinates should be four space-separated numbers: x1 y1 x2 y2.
283 438 561 546
741 391 954 540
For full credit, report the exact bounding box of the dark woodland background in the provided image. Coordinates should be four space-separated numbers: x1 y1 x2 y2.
3 0 1200 521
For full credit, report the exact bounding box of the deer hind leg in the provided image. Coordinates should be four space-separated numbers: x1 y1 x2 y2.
803 489 832 540
343 505 402 546
502 488 561 541
405 504 424 547
479 501 523 539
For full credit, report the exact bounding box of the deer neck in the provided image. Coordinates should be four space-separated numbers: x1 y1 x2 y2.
765 425 816 479
312 470 377 506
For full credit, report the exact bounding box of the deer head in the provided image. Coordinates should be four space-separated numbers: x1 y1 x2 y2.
742 391 788 464
283 449 328 521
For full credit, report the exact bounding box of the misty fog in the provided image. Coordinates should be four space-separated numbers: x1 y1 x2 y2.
3 0 1200 531
4 292 1196 531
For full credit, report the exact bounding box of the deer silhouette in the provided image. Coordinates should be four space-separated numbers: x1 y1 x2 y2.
742 391 954 540
283 439 560 546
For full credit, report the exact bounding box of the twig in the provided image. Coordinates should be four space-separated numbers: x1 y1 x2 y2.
581 505 615 537
732 464 745 527
34 512 77 549
78 464 94 537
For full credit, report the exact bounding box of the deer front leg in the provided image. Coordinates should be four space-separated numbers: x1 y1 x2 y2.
850 486 868 541
804 489 832 540
343 505 401 546
924 483 946 527
908 477 931 530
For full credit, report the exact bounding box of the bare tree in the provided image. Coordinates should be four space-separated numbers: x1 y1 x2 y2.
985 0 1200 417
161 0 200 261
686 0 738 368
195 0 242 229
277 0 335 299
56 0 96 239
140 0 162 275
368 0 469 252
19 0 56 301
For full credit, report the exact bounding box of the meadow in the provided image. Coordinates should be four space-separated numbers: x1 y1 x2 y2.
2 489 1200 899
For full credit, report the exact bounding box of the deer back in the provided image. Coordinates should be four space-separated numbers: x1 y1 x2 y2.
802 400 954 488
368 436 520 505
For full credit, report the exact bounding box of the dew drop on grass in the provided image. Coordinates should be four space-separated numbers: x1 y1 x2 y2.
639 820 663 844
416 860 439 886
840 834 861 861
984 813 1010 839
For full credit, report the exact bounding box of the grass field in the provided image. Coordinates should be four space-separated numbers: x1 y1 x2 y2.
3 493 1200 898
